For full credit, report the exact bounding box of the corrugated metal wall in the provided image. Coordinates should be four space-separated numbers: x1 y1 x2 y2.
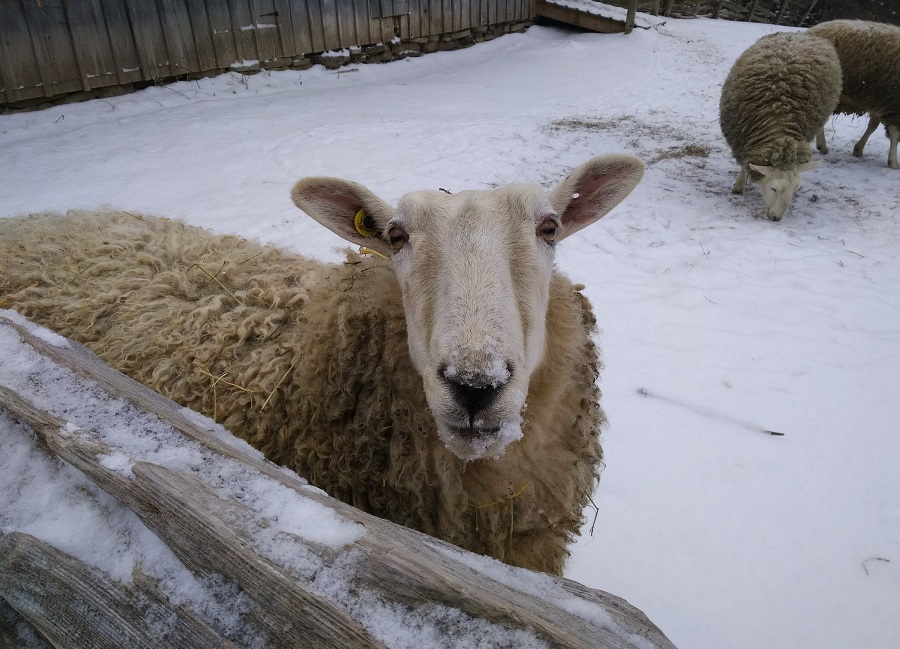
0 0 533 106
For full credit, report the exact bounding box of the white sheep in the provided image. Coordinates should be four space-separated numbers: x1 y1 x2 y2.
719 31 842 220
0 154 644 575
809 19 900 169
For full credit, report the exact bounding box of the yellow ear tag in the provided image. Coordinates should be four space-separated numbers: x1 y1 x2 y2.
354 209 379 237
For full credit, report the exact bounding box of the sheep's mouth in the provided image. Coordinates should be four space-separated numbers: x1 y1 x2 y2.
450 425 500 441
437 419 523 462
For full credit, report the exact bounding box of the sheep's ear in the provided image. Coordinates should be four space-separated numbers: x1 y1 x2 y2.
749 163 774 177
291 177 395 255
549 154 645 241
796 159 821 173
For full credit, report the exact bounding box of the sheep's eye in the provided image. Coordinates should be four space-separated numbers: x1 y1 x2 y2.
387 226 409 253
536 218 559 243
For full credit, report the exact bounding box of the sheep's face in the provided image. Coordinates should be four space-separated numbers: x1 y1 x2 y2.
388 186 554 460
292 155 644 461
750 161 820 221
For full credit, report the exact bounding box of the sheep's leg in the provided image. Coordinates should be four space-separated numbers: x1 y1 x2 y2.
816 126 828 154
732 164 748 194
887 124 899 169
852 113 881 157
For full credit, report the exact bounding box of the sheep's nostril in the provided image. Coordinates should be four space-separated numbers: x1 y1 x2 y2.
447 381 498 418
439 363 510 424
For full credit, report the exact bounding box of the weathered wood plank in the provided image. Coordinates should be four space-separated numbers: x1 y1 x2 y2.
332 0 358 48
0 597 53 649
472 0 483 28
184 0 220 70
520 0 532 21
227 0 260 65
121 0 172 80
352 0 372 46
22 0 83 97
272 0 298 57
319 0 343 49
504 0 513 22
303 0 328 53
153 0 196 77
0 531 239 649
65 0 116 90
0 3 39 103
0 311 677 649
286 0 317 55
0 383 385 649
364 0 382 45
407 0 422 38
797 0 818 26
205 1 241 68
428 0 443 35
248 0 281 61
535 0 627 33
455 0 464 31
99 0 146 84
625 0 637 32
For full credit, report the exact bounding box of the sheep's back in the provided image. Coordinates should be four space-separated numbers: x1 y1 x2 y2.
719 32 842 167
0 210 333 385
0 208 432 520
0 209 435 525
808 20 900 127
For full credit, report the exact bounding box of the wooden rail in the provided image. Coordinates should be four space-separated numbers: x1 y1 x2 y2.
0 313 678 648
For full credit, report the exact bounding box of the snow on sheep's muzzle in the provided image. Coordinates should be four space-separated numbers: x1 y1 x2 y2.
429 361 527 462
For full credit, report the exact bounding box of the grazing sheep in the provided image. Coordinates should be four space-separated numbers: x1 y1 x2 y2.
0 154 644 575
809 19 900 169
719 31 842 221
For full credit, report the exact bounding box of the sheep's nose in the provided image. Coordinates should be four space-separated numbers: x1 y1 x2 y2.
440 365 510 424
447 381 498 417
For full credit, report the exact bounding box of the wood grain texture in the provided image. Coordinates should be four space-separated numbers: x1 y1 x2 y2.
0 596 53 649
0 531 238 649
0 313 677 649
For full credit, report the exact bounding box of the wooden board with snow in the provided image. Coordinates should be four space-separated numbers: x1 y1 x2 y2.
536 0 659 32
0 312 677 649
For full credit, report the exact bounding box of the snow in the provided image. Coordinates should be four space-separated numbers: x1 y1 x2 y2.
1 14 899 649
0 308 71 348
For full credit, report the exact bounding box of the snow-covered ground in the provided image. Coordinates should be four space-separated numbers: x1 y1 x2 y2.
1 13 898 649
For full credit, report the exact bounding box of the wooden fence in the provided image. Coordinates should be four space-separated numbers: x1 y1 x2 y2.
602 0 822 24
0 0 533 107
0 312 678 649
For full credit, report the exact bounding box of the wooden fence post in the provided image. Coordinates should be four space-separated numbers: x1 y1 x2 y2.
625 0 638 33
798 0 819 25
774 0 789 24
746 0 760 21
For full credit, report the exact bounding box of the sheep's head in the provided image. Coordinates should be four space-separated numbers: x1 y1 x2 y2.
292 155 644 461
750 160 820 221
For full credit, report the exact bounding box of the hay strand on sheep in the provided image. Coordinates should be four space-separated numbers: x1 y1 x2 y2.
260 360 297 411
187 262 242 304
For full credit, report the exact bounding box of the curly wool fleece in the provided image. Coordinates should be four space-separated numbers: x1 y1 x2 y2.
719 31 842 172
0 210 604 575
809 20 900 128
